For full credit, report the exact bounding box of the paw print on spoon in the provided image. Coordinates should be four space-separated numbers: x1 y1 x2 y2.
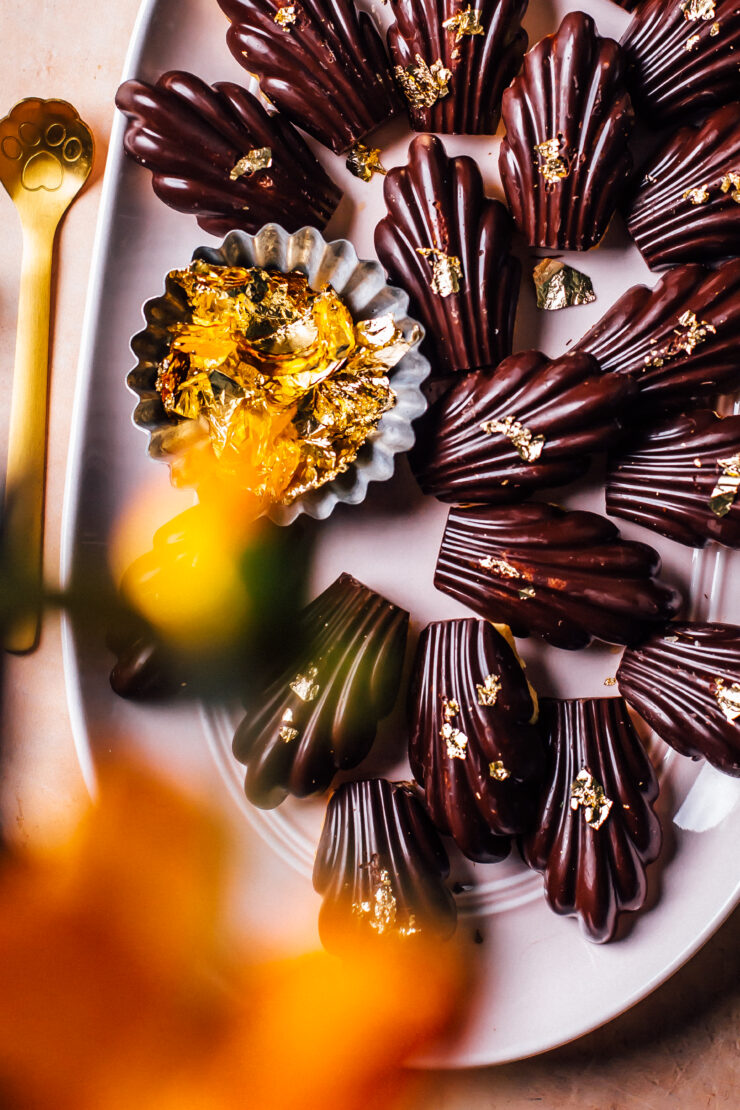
0 98 93 652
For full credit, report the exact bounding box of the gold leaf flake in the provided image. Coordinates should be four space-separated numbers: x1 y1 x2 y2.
686 32 702 49
442 6 485 41
479 555 521 578
710 20 720 34
274 4 297 28
416 246 463 297
442 721 468 759
229 147 273 180
353 856 420 936
721 172 740 203
683 184 710 203
518 586 536 600
643 310 717 368
604 676 617 687
290 664 320 702
346 142 387 182
714 677 740 722
535 138 570 184
570 769 613 830
395 54 452 109
477 674 502 706
442 697 460 720
480 415 545 462
710 453 740 517
533 258 596 311
680 0 715 20
489 760 510 781
279 724 299 742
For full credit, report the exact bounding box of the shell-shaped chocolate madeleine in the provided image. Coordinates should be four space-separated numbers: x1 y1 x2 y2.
232 573 408 808
618 623 740 777
411 350 637 505
217 0 401 154
607 410 740 548
313 779 457 949
620 0 740 130
375 135 520 380
573 260 740 411
499 12 634 251
115 71 342 236
435 503 682 650
387 0 528 134
522 698 662 943
626 103 740 270
408 619 544 863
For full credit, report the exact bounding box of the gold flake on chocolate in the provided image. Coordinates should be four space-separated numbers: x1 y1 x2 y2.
476 673 502 706
489 760 510 781
643 310 717 369
480 415 545 463
229 147 273 180
278 708 299 742
683 184 710 203
680 0 715 18
709 453 740 517
416 246 463 297
353 858 419 936
535 138 570 185
518 586 536 600
395 55 452 110
479 555 521 578
273 5 297 28
686 32 702 49
570 768 613 830
710 20 720 34
346 142 387 182
443 696 461 720
713 677 740 722
442 721 468 759
533 258 596 311
442 6 485 41
721 172 740 203
290 664 320 702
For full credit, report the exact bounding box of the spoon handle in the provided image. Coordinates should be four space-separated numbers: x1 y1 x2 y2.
3 223 55 653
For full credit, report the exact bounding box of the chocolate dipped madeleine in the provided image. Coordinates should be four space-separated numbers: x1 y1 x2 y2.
574 260 740 411
618 622 740 777
499 12 634 251
621 0 740 129
626 103 740 270
411 350 637 504
607 410 740 548
387 0 528 134
217 0 401 154
233 573 408 808
434 503 682 650
375 135 520 380
313 778 457 949
116 71 342 236
408 619 544 863
522 697 662 943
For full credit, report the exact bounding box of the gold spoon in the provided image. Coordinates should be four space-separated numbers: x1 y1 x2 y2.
0 98 93 653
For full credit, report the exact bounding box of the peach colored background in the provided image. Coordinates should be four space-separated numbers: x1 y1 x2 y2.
0 1 738 1104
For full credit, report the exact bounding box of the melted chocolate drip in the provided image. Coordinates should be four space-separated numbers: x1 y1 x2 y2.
115 71 342 236
434 502 682 650
313 778 457 950
626 103 740 269
522 697 662 943
387 0 528 133
618 622 740 777
411 350 637 504
408 619 544 863
217 0 401 153
233 573 408 808
574 260 740 411
499 12 634 250
375 134 520 380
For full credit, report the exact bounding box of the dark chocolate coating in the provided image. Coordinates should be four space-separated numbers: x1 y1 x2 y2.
573 260 740 411
435 503 682 650
313 778 457 949
408 619 544 863
626 103 740 270
115 72 341 236
217 0 401 153
387 0 528 134
108 633 180 700
522 697 662 943
411 350 637 504
621 0 740 129
607 410 740 548
375 135 520 380
618 623 740 777
232 573 408 808
499 12 634 251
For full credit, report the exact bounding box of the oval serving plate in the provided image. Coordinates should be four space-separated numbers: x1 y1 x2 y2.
61 0 740 1069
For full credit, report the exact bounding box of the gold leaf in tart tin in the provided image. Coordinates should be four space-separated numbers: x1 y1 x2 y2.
127 224 430 526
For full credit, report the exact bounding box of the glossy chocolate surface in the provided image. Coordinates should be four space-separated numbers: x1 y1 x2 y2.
522 697 662 943
499 12 634 250
434 503 682 650
232 573 408 808
116 71 342 236
626 103 740 270
411 350 636 504
375 135 520 380
574 260 740 411
217 0 401 153
607 410 740 548
408 619 544 863
621 0 740 129
108 631 179 700
313 778 457 949
618 622 740 777
387 0 528 134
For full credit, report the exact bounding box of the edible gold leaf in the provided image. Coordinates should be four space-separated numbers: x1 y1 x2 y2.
680 0 715 19
721 172 740 203
489 760 510 781
345 141 387 182
442 6 485 41
480 415 545 462
229 147 273 180
290 664 320 702
441 720 468 760
710 20 720 34
442 696 460 720
683 184 709 203
570 769 613 830
477 674 502 706
710 453 740 517
353 857 419 936
643 309 717 368
274 4 297 27
518 586 536 600
416 246 463 297
533 258 596 311
279 724 299 742
604 676 617 687
395 54 452 109
686 32 702 49
535 138 569 184
714 677 740 722
479 556 520 578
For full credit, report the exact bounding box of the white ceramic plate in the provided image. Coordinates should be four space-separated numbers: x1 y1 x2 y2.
61 0 740 1068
